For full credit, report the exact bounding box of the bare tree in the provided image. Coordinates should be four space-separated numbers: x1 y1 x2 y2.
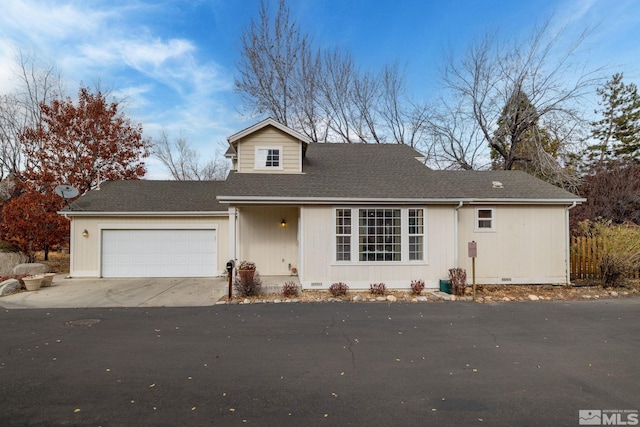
437 20 601 187
151 132 229 181
0 52 64 181
235 0 431 148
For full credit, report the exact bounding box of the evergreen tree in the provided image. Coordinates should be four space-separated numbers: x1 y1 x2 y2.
588 73 640 167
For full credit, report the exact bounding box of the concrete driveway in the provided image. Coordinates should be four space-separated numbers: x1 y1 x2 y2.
0 275 228 309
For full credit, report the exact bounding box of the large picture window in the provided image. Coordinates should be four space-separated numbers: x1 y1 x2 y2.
335 208 426 263
358 209 401 261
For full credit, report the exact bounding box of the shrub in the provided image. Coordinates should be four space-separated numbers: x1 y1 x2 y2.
237 260 256 271
410 279 425 295
282 281 299 298
233 269 262 297
369 282 387 295
329 282 348 297
448 268 467 296
579 220 640 287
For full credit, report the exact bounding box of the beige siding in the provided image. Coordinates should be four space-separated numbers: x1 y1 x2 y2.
457 205 568 284
237 206 299 275
299 205 455 289
236 127 302 173
70 215 229 277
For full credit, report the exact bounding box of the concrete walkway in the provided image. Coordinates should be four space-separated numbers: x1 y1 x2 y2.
0 275 228 309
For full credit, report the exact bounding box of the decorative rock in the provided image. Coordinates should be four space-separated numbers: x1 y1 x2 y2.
610 291 619 297
352 295 363 302
527 295 539 301
0 279 21 296
375 296 386 302
243 299 250 304
417 296 428 302
12 263 49 275
273 299 282 304
450 295 457 301
582 295 592 299
386 295 397 302
291 299 299 303
502 297 511 302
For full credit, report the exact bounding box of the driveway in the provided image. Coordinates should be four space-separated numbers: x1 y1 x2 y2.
0 275 228 309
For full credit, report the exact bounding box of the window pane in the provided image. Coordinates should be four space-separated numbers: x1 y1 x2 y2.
409 236 423 260
478 209 492 219
266 149 280 167
358 209 401 262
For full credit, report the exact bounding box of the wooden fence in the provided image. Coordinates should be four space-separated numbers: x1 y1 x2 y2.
570 236 601 280
570 236 640 280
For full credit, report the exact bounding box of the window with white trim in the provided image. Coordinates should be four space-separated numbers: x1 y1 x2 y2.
335 209 351 261
335 208 426 263
359 209 401 261
255 147 281 169
408 209 424 260
475 208 495 231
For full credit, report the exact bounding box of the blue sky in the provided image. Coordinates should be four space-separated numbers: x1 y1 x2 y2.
1 0 638 178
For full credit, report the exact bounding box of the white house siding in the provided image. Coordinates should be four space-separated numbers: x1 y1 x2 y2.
299 205 455 290
236 127 302 173
456 205 568 285
237 206 299 275
69 215 229 277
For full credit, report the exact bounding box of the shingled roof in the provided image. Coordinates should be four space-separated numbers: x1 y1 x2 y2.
219 143 582 203
67 143 581 213
66 180 228 213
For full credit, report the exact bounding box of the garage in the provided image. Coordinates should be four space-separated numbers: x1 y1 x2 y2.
101 229 217 278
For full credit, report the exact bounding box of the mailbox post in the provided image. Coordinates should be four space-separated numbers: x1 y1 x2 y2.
468 241 477 301
226 260 235 299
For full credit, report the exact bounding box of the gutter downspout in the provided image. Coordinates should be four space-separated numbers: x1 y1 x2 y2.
454 201 464 268
565 202 577 285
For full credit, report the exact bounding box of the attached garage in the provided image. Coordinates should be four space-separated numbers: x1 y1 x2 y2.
101 229 217 278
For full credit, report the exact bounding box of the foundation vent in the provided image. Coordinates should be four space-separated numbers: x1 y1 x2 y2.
310 282 323 287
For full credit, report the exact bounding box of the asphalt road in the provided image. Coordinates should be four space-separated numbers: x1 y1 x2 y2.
1 299 639 426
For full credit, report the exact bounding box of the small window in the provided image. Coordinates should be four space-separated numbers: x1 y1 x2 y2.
408 209 424 260
255 147 282 169
336 209 351 261
475 208 495 232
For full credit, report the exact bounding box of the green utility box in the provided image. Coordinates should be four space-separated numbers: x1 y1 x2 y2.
439 279 451 294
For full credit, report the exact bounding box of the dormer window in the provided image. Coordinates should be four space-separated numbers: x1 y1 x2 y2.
255 146 282 170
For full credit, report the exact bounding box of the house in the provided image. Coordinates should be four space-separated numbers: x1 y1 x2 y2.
63 118 584 289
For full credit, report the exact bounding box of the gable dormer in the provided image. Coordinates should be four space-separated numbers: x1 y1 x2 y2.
226 118 310 174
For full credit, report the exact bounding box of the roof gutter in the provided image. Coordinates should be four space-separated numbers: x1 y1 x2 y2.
57 211 229 217
216 196 585 205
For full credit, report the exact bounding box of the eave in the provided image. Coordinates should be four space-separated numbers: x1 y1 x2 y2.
216 196 585 205
58 211 229 217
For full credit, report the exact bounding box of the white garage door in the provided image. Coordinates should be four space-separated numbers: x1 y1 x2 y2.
101 229 217 277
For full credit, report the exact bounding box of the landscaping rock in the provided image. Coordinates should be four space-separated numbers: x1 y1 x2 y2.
417 296 428 302
386 295 397 302
0 279 21 296
528 295 540 301
352 295 363 302
610 291 619 298
12 263 49 275
375 296 386 302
